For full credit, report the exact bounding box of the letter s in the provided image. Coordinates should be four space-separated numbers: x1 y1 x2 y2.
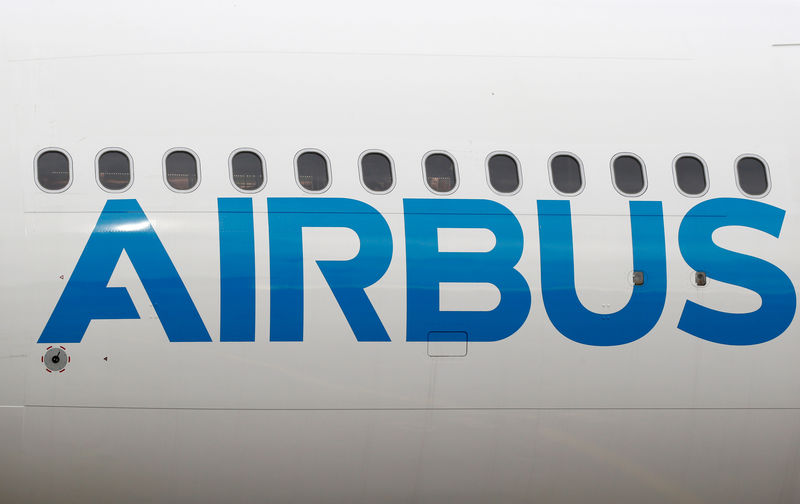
678 198 796 345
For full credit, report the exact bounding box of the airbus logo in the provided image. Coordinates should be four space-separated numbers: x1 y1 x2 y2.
38 197 796 347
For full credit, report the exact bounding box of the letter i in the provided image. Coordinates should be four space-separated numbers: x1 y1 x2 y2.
218 198 256 341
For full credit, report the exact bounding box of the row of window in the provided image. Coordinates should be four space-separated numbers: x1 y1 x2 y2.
34 148 773 198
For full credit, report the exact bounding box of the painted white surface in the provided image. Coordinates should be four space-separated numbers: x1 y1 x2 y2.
2 0 800 502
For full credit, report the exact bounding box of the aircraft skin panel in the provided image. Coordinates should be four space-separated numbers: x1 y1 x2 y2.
17 212 800 410
2 0 800 502
4 408 800 504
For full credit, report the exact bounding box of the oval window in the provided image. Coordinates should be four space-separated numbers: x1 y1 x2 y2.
97 150 132 191
424 152 457 193
230 150 265 192
612 154 646 195
164 150 199 191
296 151 330 192
360 152 394 193
36 150 71 191
549 154 584 195
487 153 520 194
736 156 769 197
673 155 707 196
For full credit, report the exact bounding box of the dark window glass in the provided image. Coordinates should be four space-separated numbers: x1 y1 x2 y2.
674 156 706 195
98 150 131 191
165 150 199 191
36 150 70 191
231 151 264 191
425 153 457 193
361 152 393 192
612 155 645 195
297 151 329 191
487 154 520 193
550 154 583 194
736 156 769 196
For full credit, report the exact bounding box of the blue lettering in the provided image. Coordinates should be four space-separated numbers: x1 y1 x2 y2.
219 198 256 342
404 199 531 342
537 200 667 346
39 199 211 343
678 198 795 345
267 198 393 342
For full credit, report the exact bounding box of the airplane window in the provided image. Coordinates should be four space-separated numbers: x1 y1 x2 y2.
36 150 71 192
549 154 584 195
296 151 330 192
97 150 132 191
612 154 646 195
360 151 394 193
673 155 707 196
736 156 769 197
487 153 520 194
230 150 265 192
424 152 457 193
164 150 199 191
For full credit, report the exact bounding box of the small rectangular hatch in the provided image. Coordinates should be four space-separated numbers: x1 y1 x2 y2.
427 331 468 357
